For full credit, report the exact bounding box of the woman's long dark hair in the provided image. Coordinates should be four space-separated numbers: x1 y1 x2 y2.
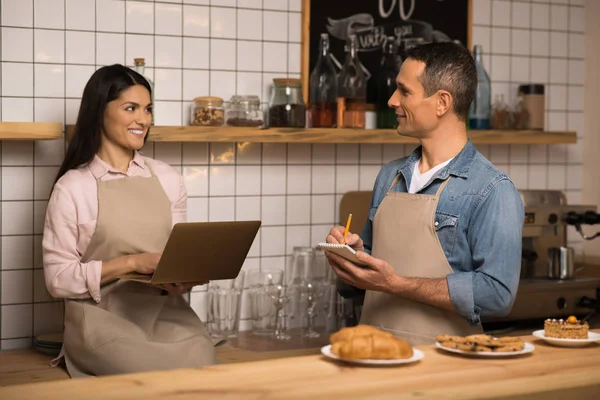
54 64 152 184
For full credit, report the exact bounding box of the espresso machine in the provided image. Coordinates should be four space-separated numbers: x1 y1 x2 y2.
485 190 600 323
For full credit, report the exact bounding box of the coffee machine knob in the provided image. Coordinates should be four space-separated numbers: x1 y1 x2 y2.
548 213 558 224
557 297 567 309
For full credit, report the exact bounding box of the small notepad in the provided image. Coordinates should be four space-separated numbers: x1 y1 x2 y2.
317 243 367 266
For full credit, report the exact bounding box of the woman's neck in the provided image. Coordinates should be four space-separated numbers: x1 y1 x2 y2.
97 141 134 173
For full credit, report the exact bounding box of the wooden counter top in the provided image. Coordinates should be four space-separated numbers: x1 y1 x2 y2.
1 330 598 399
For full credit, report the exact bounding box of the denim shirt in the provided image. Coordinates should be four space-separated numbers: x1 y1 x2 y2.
360 140 524 326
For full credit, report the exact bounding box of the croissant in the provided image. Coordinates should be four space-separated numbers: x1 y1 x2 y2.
331 334 414 360
329 324 392 344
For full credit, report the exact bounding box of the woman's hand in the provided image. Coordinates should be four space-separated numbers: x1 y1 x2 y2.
130 253 162 274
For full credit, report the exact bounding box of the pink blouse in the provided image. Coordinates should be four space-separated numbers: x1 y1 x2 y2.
42 152 186 303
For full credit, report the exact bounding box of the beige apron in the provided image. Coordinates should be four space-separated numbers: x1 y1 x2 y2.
58 164 215 377
359 173 482 345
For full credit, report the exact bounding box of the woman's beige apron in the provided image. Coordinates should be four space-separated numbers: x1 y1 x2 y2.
359 173 482 345
56 165 215 377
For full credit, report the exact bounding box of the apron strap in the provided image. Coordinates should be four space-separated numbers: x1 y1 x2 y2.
87 158 158 181
388 173 402 191
387 170 452 195
145 162 157 177
434 177 451 196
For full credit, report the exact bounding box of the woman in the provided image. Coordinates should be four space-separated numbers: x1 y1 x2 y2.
43 64 215 377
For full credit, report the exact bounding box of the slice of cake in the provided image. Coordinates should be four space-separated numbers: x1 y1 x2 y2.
544 315 589 339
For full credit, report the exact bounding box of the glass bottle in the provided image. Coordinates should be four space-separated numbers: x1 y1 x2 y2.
309 33 338 128
337 34 366 129
134 58 155 125
468 45 491 129
376 36 399 129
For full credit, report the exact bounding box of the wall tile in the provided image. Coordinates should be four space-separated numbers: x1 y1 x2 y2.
2 63 33 97
34 0 64 29
156 3 183 36
211 7 236 39
97 0 125 32
1 270 33 304
2 0 34 27
237 9 262 41
1 236 33 270
2 28 33 62
1 305 32 339
126 0 154 34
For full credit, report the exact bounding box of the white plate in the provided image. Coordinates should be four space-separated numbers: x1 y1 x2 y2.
320 345 424 366
532 330 600 347
435 341 535 357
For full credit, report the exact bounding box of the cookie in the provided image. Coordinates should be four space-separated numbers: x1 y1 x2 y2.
435 335 468 343
465 334 499 347
475 345 493 352
498 336 523 344
495 342 525 352
441 341 473 351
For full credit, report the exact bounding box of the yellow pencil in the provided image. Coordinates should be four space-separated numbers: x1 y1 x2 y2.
343 213 352 244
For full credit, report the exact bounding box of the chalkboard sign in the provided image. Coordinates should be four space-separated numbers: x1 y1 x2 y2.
301 0 472 104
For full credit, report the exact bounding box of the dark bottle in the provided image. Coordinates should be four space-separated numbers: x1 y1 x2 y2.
337 34 366 128
376 36 399 129
309 33 338 128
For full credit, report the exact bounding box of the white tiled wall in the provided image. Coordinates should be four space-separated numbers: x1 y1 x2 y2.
0 0 586 349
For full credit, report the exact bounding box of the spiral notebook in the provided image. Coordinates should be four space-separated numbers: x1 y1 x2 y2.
317 243 367 266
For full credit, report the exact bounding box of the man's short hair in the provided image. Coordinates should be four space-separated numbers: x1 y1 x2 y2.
406 42 477 122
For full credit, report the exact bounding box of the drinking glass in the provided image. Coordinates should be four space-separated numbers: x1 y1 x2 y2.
207 272 245 338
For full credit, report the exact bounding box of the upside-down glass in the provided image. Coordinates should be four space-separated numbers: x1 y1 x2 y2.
207 272 245 338
247 269 284 336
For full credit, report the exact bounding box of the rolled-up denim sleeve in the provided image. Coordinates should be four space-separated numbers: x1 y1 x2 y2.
446 179 524 325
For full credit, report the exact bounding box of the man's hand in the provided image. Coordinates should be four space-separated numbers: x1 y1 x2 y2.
325 226 365 276
326 226 364 251
327 250 399 294
155 281 208 295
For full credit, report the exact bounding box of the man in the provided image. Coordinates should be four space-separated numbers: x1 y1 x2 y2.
325 42 524 345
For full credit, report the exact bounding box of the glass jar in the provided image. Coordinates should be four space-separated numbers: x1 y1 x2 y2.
190 96 225 126
268 78 306 128
225 95 264 127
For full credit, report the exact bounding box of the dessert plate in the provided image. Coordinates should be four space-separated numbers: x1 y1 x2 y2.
532 330 600 348
435 341 535 357
320 345 424 366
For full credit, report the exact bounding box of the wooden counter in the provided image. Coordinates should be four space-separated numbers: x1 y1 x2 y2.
1 330 598 399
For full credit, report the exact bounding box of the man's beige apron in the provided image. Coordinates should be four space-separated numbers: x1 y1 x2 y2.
57 165 215 377
360 173 482 345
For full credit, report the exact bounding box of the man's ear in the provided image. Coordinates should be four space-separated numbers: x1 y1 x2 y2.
436 90 452 117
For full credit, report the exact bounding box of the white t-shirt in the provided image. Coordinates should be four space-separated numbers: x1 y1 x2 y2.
408 158 454 194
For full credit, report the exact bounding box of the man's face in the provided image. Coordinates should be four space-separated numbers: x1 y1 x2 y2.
387 59 440 138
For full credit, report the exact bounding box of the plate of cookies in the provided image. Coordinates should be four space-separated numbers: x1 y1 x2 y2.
321 325 425 366
435 334 534 357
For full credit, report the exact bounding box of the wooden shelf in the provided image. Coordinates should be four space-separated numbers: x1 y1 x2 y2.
0 122 63 140
65 125 576 145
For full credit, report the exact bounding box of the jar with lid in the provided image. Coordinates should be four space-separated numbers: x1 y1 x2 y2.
268 78 306 128
225 95 264 127
190 96 225 126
